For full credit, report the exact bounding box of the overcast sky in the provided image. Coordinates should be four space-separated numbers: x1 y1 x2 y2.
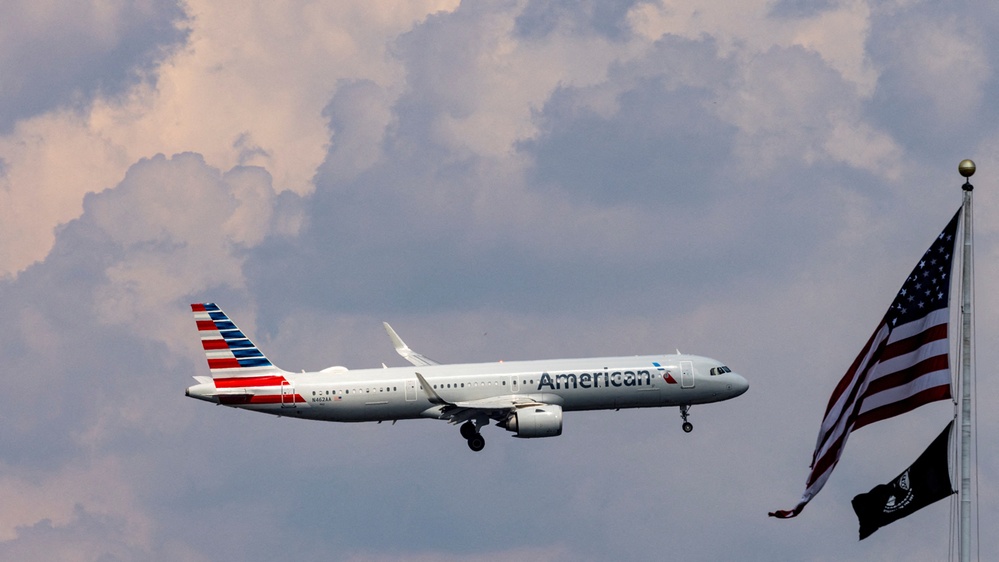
2 1 998 560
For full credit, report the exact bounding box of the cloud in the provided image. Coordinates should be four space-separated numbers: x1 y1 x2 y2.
715 44 894 178
867 4 996 155
0 152 303 558
268 5 909 327
521 36 737 207
514 0 641 40
0 0 459 277
86 153 302 347
0 459 151 559
0 0 188 132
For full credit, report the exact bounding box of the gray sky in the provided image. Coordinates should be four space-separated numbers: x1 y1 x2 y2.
1 1 997 560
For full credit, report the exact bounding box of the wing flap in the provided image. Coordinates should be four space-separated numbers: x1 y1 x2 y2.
452 395 543 410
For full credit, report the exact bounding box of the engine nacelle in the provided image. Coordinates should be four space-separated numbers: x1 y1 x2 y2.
501 404 563 438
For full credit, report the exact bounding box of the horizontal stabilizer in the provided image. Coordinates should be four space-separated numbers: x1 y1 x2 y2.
217 393 255 405
215 387 258 396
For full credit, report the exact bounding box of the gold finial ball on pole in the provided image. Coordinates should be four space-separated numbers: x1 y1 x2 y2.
959 159 975 191
959 159 976 178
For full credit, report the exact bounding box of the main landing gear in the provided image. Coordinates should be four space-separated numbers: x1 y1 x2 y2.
460 421 486 452
680 405 693 433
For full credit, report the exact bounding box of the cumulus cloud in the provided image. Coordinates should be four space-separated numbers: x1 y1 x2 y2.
87 153 302 348
0 0 188 132
867 4 996 154
0 459 150 552
0 0 457 277
522 37 737 207
273 2 907 325
0 152 302 558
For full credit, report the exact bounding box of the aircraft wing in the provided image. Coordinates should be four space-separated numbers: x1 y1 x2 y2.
383 322 440 366
414 372 541 424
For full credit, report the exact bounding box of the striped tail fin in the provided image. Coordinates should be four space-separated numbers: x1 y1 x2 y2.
191 303 282 377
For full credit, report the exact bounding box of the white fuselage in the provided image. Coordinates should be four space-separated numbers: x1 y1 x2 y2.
186 303 748 449
187 354 749 422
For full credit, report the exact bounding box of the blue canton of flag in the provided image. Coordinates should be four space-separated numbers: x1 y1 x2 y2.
888 227 954 328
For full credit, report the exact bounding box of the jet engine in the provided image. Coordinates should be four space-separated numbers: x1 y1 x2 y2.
500 404 563 438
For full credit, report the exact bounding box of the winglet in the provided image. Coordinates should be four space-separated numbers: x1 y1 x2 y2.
383 322 440 366
384 322 408 351
414 372 450 406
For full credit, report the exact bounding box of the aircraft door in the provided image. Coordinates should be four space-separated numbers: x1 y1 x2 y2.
679 361 695 389
405 380 417 401
280 381 296 408
511 376 520 393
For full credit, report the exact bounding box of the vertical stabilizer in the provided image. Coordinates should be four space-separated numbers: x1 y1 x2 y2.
191 303 283 378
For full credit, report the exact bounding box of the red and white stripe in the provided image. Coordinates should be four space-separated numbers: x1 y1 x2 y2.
771 309 951 518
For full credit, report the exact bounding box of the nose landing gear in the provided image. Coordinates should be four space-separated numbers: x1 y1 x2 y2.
680 405 693 433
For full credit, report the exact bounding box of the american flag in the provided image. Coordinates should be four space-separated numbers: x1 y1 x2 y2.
770 209 960 519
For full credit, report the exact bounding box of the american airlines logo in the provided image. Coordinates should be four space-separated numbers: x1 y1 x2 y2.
654 362 679 384
537 368 655 390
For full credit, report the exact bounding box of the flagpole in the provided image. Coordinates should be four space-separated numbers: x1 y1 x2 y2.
958 158 975 562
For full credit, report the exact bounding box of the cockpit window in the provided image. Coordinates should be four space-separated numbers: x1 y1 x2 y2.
709 366 732 376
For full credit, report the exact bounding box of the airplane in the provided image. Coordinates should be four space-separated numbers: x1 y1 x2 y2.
185 303 749 451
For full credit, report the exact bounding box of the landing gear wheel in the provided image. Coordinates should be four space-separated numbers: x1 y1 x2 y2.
679 405 692 433
467 434 485 452
460 421 477 440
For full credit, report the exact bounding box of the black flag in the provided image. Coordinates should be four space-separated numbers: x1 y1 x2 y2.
851 421 955 540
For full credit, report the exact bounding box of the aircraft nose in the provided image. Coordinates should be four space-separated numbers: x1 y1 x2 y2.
728 373 749 397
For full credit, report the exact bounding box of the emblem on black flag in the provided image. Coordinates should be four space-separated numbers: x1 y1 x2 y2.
851 422 955 540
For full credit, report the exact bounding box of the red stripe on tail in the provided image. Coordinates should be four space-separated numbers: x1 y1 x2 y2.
207 358 241 370
213 375 287 388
